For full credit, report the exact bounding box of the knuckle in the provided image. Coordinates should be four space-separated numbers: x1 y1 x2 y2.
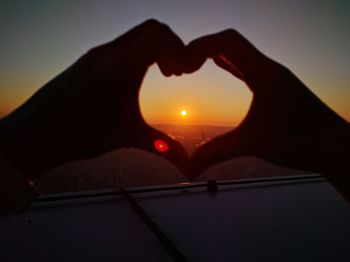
142 19 173 38
80 45 108 64
273 62 292 79
155 22 172 34
84 46 104 59
222 29 239 39
86 46 101 55
143 19 171 34
145 18 174 38
144 18 161 26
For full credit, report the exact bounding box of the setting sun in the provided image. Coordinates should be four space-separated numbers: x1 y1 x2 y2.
180 110 188 117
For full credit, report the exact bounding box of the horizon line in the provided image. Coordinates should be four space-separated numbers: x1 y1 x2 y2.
149 122 236 128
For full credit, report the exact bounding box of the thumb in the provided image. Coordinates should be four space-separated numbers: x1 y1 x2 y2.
184 29 272 93
213 55 245 81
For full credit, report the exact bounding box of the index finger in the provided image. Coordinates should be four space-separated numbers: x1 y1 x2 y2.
126 21 185 76
184 30 274 91
86 20 185 76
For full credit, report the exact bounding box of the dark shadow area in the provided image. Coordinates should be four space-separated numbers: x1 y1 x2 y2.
35 149 306 194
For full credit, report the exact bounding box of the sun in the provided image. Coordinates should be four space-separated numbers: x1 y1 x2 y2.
180 109 188 117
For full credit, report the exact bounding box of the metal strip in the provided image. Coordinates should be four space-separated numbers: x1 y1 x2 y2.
35 174 324 203
121 190 187 261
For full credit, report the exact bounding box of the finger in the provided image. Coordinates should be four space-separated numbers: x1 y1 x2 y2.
189 129 248 181
213 55 245 81
182 46 207 74
86 20 184 76
186 29 261 66
126 21 185 76
182 32 225 74
78 19 175 75
101 19 164 50
185 29 269 92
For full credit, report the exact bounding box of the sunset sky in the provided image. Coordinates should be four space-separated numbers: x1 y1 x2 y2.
1 0 349 127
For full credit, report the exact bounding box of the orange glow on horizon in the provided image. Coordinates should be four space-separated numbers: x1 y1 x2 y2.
139 62 253 127
2 63 349 127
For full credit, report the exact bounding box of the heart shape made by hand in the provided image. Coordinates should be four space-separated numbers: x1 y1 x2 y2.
141 28 278 179
1 19 338 184
145 24 335 181
1 19 349 211
140 60 251 155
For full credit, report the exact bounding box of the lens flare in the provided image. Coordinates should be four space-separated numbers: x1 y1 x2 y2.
154 139 169 152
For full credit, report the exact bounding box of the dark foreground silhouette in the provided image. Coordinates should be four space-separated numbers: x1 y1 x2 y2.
0 19 349 211
183 30 350 202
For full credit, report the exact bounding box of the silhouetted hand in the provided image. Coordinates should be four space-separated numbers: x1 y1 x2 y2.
0 20 188 179
184 30 350 200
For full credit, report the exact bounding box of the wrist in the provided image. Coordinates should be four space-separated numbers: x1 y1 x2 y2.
0 155 38 212
0 115 49 179
319 121 350 201
320 117 349 168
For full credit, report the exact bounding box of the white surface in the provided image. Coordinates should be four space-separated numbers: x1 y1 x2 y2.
137 179 350 261
1 177 349 261
0 195 170 261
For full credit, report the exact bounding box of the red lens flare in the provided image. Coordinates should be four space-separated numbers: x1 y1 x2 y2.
154 139 169 153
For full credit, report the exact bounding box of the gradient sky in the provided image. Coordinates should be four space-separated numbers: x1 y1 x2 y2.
1 0 349 126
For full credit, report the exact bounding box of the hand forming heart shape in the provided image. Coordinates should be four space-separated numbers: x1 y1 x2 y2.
148 19 345 181
1 19 348 194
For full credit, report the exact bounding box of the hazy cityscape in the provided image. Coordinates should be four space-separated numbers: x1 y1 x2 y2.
153 124 233 155
35 125 307 194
